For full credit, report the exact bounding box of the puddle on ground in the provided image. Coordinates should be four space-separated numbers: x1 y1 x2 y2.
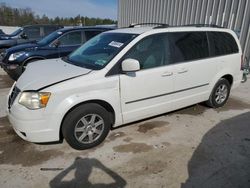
113 142 153 154
0 117 63 167
0 75 14 89
115 144 191 179
137 121 169 133
175 104 207 116
0 116 9 126
161 142 171 147
0 138 64 167
216 98 250 112
175 98 250 116
0 116 16 139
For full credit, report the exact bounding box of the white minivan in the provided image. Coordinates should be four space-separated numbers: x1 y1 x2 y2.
7 24 243 150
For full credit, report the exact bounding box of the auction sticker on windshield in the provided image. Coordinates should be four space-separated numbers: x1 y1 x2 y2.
109 41 124 48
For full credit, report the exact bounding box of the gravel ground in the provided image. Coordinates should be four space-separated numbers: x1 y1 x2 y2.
0 67 250 188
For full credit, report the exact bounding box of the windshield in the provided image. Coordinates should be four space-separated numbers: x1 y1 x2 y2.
66 32 138 70
37 30 62 45
11 28 23 36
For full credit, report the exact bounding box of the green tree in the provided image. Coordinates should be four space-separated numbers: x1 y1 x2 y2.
0 3 117 26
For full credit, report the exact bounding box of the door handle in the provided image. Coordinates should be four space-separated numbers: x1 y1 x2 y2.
178 68 188 74
162 72 173 77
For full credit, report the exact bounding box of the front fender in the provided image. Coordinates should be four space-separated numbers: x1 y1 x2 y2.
47 87 122 131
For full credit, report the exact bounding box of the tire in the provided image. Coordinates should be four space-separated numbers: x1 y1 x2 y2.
62 103 111 150
206 78 231 108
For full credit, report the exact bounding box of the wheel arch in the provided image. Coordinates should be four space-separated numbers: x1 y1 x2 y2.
221 74 233 86
59 99 116 140
22 56 46 66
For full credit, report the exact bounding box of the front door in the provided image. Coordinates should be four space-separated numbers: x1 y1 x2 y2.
120 33 175 124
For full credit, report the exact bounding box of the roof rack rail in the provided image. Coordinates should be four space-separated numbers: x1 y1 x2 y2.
129 23 169 28
180 24 224 28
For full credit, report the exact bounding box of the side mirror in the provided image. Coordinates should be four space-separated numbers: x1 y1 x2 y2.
20 33 28 39
122 58 140 72
53 40 61 48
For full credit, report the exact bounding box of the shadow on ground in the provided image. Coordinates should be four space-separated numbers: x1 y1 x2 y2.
50 157 127 188
182 111 250 188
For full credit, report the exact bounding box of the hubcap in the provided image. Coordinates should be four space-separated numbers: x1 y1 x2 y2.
215 84 228 104
74 114 104 144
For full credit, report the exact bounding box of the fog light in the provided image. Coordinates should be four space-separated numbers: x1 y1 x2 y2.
7 64 19 70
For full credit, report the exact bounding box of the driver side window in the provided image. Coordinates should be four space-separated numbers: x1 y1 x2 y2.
124 34 171 70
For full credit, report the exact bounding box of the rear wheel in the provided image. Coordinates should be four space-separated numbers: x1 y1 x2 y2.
62 103 111 150
206 78 231 108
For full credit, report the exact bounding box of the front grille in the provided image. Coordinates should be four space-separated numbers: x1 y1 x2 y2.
8 86 20 109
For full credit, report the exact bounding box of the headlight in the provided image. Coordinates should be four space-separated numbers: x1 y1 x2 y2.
9 51 26 61
19 92 51 110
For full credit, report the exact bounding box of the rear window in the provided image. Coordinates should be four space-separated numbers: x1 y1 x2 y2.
169 32 209 63
208 32 239 56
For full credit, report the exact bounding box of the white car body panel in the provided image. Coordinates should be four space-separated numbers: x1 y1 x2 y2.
17 58 92 91
7 26 243 143
120 66 174 124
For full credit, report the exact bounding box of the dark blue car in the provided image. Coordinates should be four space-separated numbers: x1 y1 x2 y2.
0 25 63 52
0 26 115 80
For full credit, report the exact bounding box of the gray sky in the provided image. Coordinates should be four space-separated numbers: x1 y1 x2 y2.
0 0 118 19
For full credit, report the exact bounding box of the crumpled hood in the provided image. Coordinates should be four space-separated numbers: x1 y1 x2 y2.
16 58 92 91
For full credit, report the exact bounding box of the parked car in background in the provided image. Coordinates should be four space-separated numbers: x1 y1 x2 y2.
6 24 243 150
0 24 63 52
0 29 5 35
0 26 114 80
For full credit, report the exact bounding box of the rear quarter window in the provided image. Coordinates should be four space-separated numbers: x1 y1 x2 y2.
169 32 209 63
208 32 239 56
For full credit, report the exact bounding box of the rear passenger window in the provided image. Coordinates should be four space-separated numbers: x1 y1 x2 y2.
208 32 238 56
169 32 209 63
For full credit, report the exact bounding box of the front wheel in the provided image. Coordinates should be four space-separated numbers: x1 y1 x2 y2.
62 103 111 150
206 78 231 108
